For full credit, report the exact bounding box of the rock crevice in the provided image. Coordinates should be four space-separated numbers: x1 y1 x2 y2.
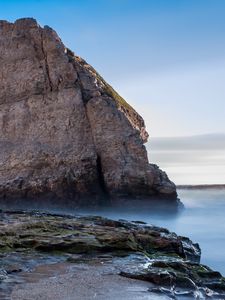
40 29 53 92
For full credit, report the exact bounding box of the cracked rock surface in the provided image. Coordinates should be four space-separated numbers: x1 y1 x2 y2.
0 18 176 206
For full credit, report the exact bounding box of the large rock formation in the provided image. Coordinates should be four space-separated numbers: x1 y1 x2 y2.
0 18 176 206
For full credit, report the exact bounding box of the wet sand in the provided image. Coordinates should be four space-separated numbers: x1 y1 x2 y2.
11 262 157 300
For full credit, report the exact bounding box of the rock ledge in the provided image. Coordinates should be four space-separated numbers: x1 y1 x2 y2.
1 211 225 299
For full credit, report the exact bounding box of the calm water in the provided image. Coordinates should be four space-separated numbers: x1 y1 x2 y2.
143 135 225 275
80 188 225 275
1 189 224 299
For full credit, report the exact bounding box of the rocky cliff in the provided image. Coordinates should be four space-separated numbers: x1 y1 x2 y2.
0 18 176 206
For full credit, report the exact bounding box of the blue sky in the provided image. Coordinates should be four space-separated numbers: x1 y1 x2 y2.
1 0 225 137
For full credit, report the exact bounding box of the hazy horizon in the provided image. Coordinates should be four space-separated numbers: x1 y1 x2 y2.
148 133 225 185
148 132 225 139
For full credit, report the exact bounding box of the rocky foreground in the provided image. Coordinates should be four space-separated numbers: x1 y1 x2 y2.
0 18 176 206
0 211 225 299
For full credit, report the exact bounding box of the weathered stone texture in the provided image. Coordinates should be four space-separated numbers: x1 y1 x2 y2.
0 18 176 206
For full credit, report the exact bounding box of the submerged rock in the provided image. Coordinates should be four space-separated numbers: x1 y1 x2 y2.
121 258 225 292
0 18 176 206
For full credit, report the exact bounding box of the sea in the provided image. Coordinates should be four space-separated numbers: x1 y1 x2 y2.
84 134 225 274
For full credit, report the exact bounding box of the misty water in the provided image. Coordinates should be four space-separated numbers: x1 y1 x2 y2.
136 134 225 275
79 188 225 276
1 188 224 299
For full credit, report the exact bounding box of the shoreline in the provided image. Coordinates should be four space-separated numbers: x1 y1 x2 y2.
0 211 224 300
177 184 225 190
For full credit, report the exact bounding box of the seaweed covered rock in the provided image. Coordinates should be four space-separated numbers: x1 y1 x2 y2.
0 18 176 206
0 212 197 259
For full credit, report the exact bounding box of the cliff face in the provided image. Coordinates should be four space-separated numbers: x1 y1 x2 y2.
0 18 176 206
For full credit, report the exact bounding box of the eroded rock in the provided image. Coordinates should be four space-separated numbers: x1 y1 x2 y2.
0 18 176 206
0 212 192 257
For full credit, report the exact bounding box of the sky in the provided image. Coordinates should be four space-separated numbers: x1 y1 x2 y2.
149 134 225 185
1 0 225 138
